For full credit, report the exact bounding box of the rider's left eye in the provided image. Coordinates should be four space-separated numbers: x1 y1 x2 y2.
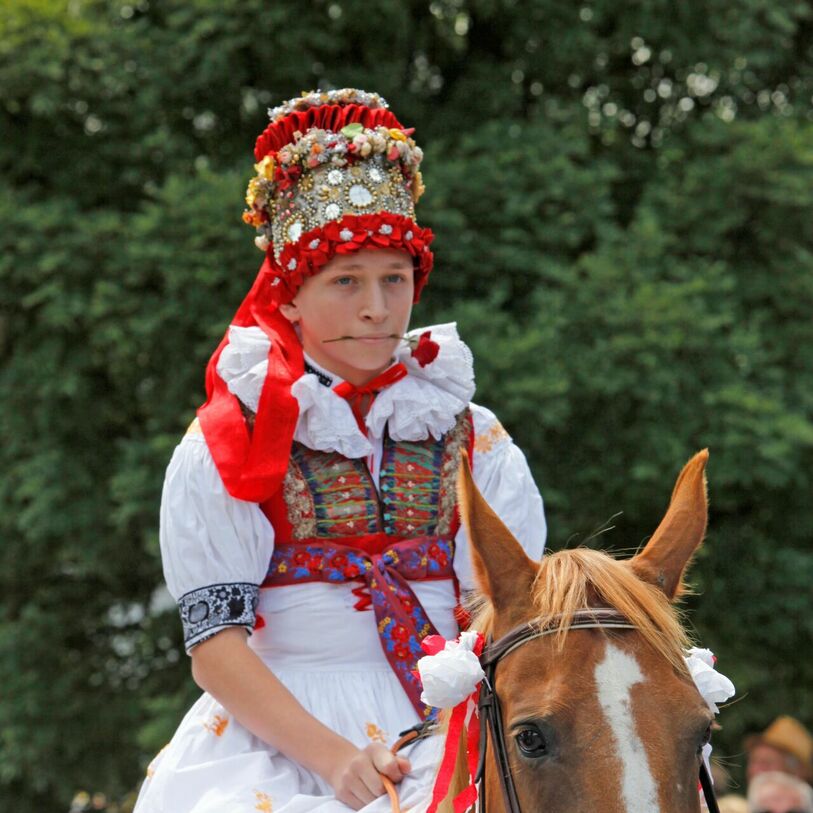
515 727 548 758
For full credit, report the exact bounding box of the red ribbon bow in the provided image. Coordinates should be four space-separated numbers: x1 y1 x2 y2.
333 362 408 433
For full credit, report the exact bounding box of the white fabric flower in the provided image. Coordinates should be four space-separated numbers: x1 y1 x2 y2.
417 631 485 709
684 647 735 714
215 326 271 413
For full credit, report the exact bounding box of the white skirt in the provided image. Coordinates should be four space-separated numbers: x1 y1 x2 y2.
134 580 459 813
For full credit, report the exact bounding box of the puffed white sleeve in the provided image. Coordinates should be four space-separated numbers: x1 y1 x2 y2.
160 418 276 653
453 404 547 591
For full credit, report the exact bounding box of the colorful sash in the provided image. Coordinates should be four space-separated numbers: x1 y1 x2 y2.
263 535 455 717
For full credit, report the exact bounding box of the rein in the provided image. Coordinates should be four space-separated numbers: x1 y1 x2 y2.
474 608 721 813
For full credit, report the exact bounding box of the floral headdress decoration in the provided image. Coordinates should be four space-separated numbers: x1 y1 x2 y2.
242 88 434 302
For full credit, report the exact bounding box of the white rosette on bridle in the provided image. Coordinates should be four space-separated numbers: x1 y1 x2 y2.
684 647 735 782
684 647 735 714
417 630 486 709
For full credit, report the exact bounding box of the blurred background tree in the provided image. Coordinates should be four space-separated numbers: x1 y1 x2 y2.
2 0 813 807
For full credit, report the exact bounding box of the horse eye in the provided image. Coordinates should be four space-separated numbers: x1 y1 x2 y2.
516 727 548 758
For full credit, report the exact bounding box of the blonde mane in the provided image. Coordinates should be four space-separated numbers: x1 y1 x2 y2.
471 546 691 671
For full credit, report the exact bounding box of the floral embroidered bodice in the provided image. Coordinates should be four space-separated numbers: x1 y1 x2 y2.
259 410 472 544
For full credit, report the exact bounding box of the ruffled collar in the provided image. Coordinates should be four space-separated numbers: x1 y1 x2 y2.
216 323 475 458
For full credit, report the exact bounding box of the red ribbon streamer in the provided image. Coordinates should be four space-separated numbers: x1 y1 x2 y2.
424 633 485 813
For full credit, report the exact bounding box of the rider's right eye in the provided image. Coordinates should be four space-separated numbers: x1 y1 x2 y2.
515 727 548 758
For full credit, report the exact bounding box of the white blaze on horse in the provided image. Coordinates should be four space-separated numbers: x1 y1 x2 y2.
433 449 725 813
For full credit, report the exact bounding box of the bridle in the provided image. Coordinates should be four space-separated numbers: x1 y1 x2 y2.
474 607 721 813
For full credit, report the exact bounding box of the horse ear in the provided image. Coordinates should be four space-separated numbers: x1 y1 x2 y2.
631 449 709 600
457 452 538 615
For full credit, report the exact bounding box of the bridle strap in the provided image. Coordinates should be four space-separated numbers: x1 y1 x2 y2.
475 608 721 813
699 760 721 813
480 608 638 668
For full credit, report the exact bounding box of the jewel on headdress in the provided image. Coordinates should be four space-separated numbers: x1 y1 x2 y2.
287 258 297 270
379 224 393 235
348 184 373 207
339 228 354 241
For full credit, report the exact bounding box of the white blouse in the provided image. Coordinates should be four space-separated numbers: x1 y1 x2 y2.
160 324 546 651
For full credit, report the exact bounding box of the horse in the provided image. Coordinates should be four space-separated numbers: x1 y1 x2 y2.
438 449 720 813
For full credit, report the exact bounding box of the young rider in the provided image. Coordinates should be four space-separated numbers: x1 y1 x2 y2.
134 89 546 813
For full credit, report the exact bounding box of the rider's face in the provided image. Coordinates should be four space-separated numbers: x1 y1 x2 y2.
280 248 414 386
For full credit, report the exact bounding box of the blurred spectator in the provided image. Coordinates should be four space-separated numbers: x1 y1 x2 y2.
746 717 813 784
719 795 749 813
747 771 813 813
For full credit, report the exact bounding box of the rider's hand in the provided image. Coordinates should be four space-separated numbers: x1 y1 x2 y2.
329 742 411 810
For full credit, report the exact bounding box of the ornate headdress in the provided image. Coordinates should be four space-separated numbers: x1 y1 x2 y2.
197 90 434 503
242 88 434 302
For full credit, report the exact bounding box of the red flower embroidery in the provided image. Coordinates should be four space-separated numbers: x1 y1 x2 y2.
332 554 347 568
411 331 440 367
344 564 361 578
394 642 411 660
392 624 411 642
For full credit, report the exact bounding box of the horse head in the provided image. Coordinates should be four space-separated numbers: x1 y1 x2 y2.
449 449 716 813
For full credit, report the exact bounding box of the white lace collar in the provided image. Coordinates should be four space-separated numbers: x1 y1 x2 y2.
216 323 475 458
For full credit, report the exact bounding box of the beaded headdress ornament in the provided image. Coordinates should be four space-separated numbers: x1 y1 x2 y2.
243 88 434 302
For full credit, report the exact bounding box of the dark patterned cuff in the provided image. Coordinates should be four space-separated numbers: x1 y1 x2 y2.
178 582 260 650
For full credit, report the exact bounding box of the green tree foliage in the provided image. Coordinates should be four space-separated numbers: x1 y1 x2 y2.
2 0 813 807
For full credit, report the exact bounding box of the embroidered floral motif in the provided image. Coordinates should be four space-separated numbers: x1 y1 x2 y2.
202 713 230 737
379 410 470 538
286 445 379 538
282 460 316 539
474 420 510 454
178 583 259 649
255 790 273 812
379 435 441 537
366 722 387 743
436 410 472 537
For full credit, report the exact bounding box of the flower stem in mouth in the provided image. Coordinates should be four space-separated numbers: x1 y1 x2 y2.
322 334 402 343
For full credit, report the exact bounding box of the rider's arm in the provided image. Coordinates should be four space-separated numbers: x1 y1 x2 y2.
159 427 409 809
191 627 409 809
